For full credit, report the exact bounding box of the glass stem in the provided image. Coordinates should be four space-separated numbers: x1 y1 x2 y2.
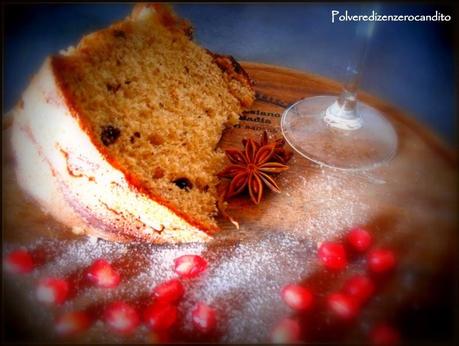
336 66 360 116
324 20 375 130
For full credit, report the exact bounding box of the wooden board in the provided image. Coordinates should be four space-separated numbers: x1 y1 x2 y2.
218 62 457 242
2 62 457 343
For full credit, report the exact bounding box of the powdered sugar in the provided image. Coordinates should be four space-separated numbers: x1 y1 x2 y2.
1 163 378 342
3 138 456 343
180 233 316 342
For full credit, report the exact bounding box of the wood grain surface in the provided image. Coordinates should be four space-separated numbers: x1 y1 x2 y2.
217 63 457 241
2 62 457 343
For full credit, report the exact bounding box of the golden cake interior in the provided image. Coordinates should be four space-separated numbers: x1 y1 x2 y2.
51 6 254 232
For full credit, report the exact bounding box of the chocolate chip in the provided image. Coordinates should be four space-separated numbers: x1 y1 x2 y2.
173 178 193 191
101 125 121 146
106 83 121 93
134 132 141 138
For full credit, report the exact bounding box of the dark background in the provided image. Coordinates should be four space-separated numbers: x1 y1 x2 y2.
3 3 456 144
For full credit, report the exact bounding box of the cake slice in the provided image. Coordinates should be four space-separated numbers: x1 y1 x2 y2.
11 3 254 243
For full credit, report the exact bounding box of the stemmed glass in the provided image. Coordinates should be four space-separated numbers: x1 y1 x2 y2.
281 19 397 170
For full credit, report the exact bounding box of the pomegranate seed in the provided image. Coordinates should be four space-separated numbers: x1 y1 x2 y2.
191 302 217 334
346 227 373 252
4 249 34 274
343 275 375 305
36 277 70 305
86 259 121 288
173 255 207 278
153 279 184 304
326 293 359 320
271 318 301 343
104 301 140 335
280 284 314 311
370 324 400 345
318 242 347 270
55 311 91 336
144 301 178 331
368 249 396 273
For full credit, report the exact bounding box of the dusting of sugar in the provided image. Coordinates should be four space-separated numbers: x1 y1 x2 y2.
36 284 55 303
3 160 380 342
175 233 317 343
4 146 453 343
268 165 374 244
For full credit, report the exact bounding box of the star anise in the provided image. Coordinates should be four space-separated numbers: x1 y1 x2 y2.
258 131 294 164
217 131 293 205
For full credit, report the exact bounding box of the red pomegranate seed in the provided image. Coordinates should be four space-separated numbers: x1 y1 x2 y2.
4 249 34 274
370 324 400 345
343 275 375 305
55 310 92 336
280 284 314 311
153 279 184 304
192 302 217 334
86 259 121 288
346 227 373 252
144 301 178 331
270 318 301 343
173 255 207 278
368 249 396 273
326 293 359 320
104 301 140 335
36 277 70 305
318 242 347 270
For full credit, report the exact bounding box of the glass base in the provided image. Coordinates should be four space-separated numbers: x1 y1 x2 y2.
281 96 398 170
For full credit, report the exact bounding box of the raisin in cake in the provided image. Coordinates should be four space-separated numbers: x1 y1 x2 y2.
11 3 254 243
